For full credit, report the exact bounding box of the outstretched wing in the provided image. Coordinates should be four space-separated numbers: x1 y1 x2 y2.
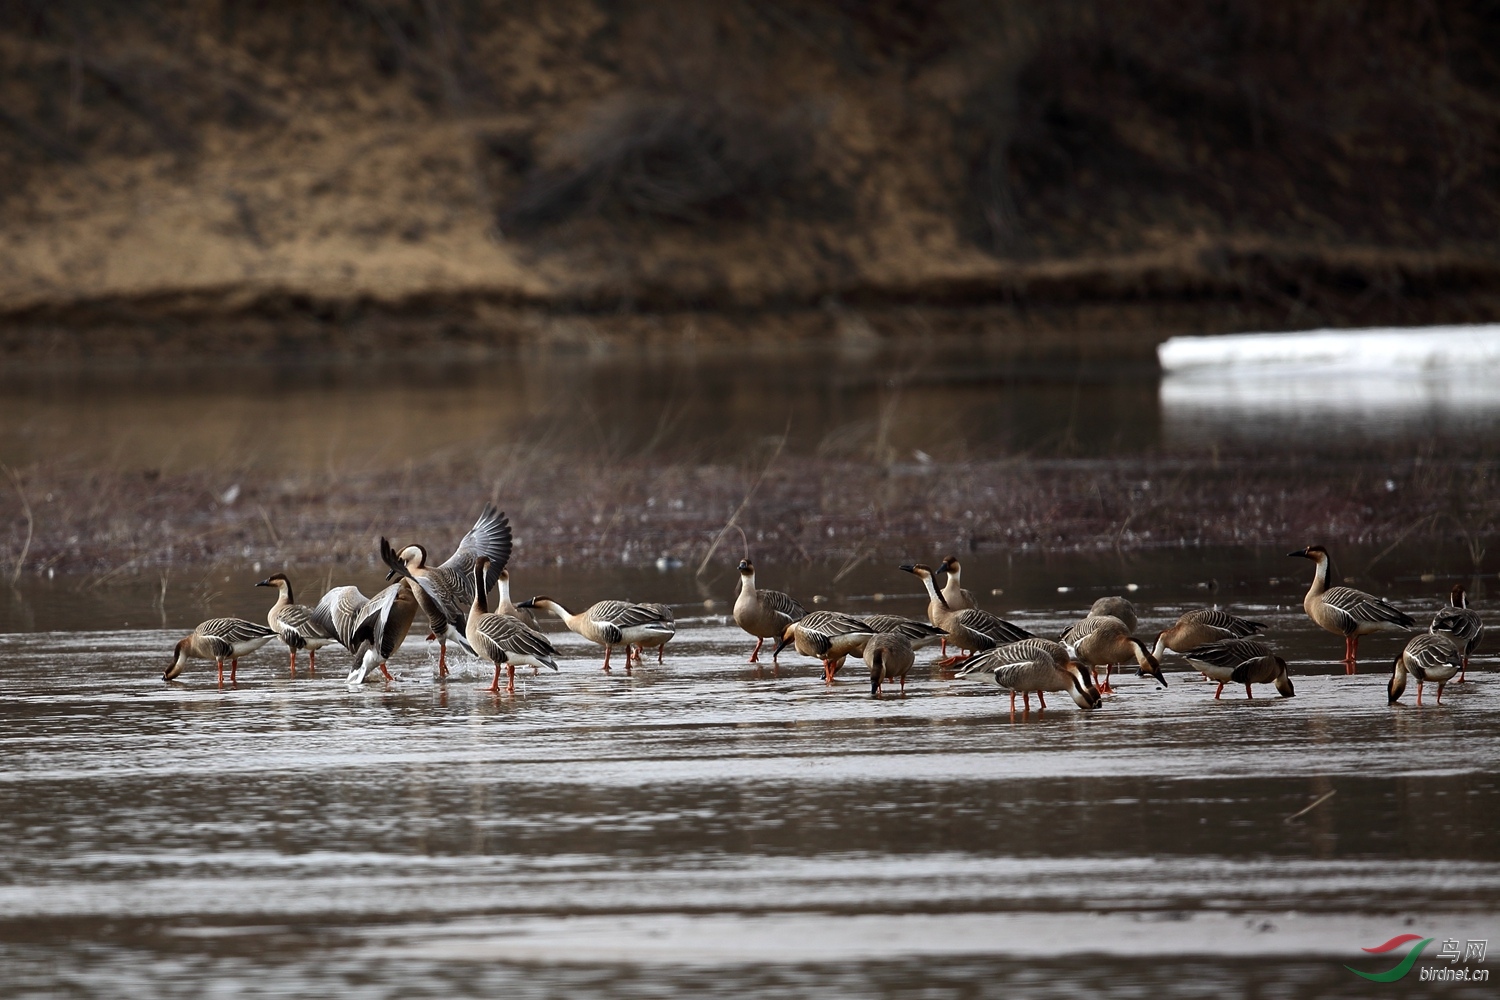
311 586 367 649
438 503 512 595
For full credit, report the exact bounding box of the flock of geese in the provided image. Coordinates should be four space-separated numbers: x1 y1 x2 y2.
163 505 1485 711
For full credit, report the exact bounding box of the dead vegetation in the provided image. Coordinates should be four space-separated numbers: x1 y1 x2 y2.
4 449 1497 580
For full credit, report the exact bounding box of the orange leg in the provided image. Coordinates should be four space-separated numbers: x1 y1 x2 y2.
749 638 763 663
1416 681 1424 707
1343 635 1359 674
657 644 664 665
1458 657 1468 684
230 658 239 685
379 662 393 681
216 658 225 687
899 676 906 697
507 662 516 695
307 649 317 674
1245 683 1253 700
288 648 297 677
1214 682 1225 700
1436 682 1446 705
437 641 448 679
488 661 502 694
1008 691 1017 714
1022 691 1032 712
602 644 613 672
1037 691 1047 710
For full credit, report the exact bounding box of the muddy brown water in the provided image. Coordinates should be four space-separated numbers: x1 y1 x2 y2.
3 347 1500 996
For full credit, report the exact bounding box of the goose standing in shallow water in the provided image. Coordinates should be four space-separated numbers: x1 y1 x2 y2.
519 596 674 673
1152 608 1267 660
774 610 876 683
957 638 1100 714
1181 638 1295 700
256 573 335 675
1430 584 1483 683
900 563 1031 666
732 559 806 663
865 631 915 698
1289 545 1413 673
163 618 275 685
1389 632 1463 706
461 557 558 695
380 503 512 676
936 555 977 656
1060 614 1166 692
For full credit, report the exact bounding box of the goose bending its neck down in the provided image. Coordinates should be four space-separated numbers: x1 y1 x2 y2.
957 638 1100 715
519 596 674 673
164 618 276 686
1389 632 1463 707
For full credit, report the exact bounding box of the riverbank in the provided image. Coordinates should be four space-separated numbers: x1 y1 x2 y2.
4 451 1492 583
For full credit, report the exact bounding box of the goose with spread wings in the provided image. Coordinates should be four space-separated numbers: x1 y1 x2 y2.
380 503 512 676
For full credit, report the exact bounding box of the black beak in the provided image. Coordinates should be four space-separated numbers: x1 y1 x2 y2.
773 634 792 656
1287 548 1310 558
517 598 536 609
255 579 271 588
897 563 917 574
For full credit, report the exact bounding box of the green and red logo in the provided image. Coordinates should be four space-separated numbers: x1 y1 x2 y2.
1346 934 1434 982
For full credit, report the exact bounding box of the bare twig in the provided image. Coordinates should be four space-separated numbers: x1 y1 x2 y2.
2 464 34 587
696 418 790 578
1284 789 1336 824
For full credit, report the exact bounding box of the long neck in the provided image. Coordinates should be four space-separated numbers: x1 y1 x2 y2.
472 566 489 615
280 580 294 604
1305 556 1329 599
921 574 948 609
497 575 512 606
740 571 755 596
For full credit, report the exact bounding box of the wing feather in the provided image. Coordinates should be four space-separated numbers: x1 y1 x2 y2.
438 503 512 594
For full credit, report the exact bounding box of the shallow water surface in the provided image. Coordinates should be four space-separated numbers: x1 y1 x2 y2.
1 587 1497 997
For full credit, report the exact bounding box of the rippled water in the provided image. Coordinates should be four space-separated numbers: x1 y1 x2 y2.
2 577 1497 997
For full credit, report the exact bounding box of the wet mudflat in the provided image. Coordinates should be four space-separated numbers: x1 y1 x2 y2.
2 582 1497 998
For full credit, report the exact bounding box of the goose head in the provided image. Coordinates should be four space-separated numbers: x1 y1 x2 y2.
1272 658 1296 698
1065 660 1101 710
163 637 192 681
1130 637 1168 688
